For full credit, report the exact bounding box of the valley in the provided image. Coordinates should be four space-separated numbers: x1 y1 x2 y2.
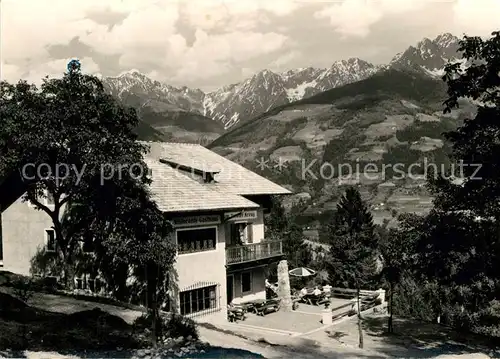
209 69 475 227
109 32 474 227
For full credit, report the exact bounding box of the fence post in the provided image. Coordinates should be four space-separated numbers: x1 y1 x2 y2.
376 288 386 305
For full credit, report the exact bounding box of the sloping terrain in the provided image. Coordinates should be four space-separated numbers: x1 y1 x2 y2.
136 106 224 145
208 69 476 226
107 33 460 131
104 72 224 144
133 119 169 142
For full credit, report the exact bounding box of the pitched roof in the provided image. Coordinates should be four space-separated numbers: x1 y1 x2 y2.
141 141 291 197
145 158 259 213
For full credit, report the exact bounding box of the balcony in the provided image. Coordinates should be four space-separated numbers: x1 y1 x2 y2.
226 240 283 265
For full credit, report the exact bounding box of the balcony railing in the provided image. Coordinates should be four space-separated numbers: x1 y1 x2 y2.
226 240 283 265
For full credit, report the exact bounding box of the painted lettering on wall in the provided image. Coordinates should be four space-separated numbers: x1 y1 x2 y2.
224 210 258 221
173 215 221 227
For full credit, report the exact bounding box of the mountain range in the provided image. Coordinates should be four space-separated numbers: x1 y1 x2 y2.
105 32 475 229
104 32 461 139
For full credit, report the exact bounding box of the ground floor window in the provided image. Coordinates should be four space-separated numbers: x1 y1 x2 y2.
180 285 217 315
241 271 252 293
45 229 56 252
75 276 102 293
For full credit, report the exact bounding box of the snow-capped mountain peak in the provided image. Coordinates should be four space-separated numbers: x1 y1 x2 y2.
390 33 460 74
435 32 459 48
105 32 462 130
105 70 205 113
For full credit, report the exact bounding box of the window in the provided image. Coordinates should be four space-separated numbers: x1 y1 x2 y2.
203 172 216 183
94 278 102 293
180 285 217 315
88 278 96 292
75 277 101 292
75 277 84 290
229 222 252 245
82 236 94 253
241 272 252 293
176 227 217 254
46 229 56 252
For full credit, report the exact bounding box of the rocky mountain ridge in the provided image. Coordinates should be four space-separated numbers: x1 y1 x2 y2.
207 68 476 227
103 33 461 131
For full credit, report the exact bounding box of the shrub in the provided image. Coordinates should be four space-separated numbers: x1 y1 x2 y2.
165 313 198 340
133 313 154 331
133 312 199 341
11 277 36 303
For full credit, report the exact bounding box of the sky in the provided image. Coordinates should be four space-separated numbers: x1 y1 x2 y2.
1 0 499 92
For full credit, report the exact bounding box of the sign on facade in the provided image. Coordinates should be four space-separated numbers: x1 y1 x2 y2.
224 210 258 221
173 215 221 227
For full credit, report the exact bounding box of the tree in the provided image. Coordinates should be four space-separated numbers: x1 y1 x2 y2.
324 187 378 348
266 196 312 268
431 31 500 217
0 63 177 344
0 64 148 287
266 196 290 237
420 30 500 334
100 182 176 345
378 214 419 333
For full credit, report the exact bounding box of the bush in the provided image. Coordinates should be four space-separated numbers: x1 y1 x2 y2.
11 277 36 303
133 312 198 340
133 313 154 331
165 313 198 340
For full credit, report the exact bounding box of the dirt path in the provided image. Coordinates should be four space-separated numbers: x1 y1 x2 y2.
4 289 498 359
198 325 387 358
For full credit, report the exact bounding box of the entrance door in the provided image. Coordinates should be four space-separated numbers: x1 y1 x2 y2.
226 275 234 305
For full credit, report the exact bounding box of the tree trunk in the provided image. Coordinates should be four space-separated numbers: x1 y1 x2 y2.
388 282 394 334
357 286 363 349
146 263 159 347
60 252 75 290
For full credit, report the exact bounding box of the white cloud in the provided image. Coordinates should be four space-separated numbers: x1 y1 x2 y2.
179 0 301 31
270 51 301 69
81 2 180 56
1 63 23 84
2 58 101 86
451 0 500 36
314 0 428 38
2 0 97 62
1 0 290 84
172 30 288 81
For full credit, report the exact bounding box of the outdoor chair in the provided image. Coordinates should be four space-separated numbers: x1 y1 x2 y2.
253 298 281 316
227 303 247 322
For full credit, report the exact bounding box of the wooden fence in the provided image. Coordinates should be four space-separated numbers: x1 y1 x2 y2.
329 288 385 321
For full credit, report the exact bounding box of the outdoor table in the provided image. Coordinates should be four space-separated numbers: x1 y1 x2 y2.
303 293 327 306
243 299 266 313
